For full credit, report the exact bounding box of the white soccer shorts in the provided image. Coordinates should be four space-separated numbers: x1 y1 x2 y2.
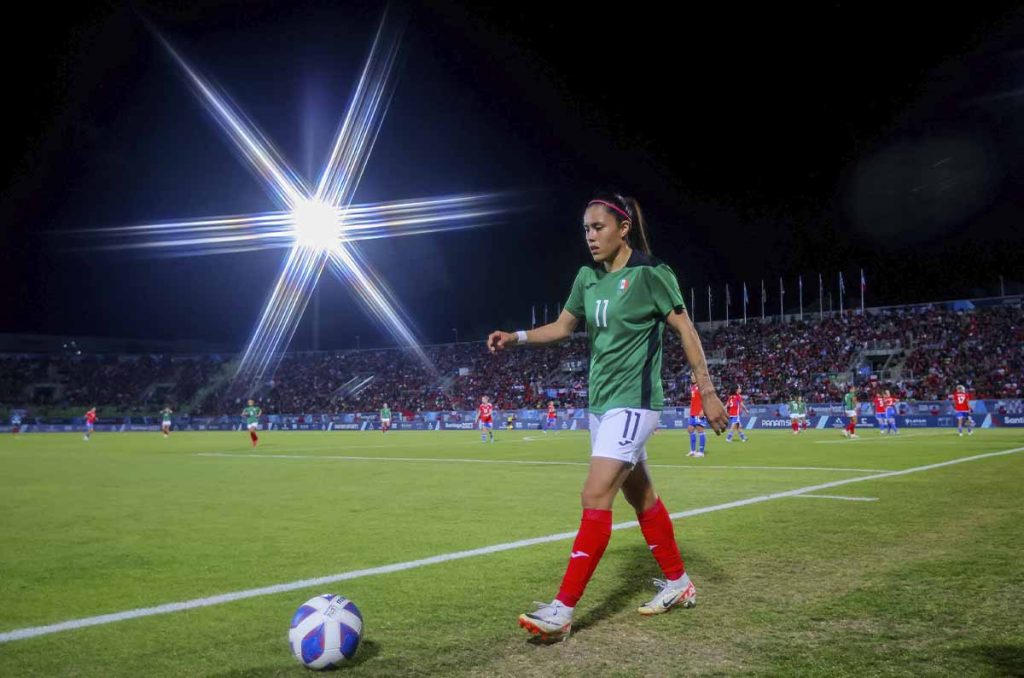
589 407 661 466
845 410 857 418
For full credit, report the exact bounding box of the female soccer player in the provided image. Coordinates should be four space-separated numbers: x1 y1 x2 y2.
242 399 262 447
488 192 728 641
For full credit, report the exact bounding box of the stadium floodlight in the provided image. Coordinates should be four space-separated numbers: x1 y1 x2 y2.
86 11 516 393
290 200 341 250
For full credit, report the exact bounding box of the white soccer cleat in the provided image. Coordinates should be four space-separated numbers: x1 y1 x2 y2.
638 575 697 616
693 452 705 458
518 600 573 641
843 430 850 438
686 451 696 457
850 434 859 439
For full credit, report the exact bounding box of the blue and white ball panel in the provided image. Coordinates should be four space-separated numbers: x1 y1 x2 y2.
288 594 362 669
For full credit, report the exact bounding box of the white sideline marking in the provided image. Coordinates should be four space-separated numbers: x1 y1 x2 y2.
195 452 889 473
2 445 1021 644
795 494 879 502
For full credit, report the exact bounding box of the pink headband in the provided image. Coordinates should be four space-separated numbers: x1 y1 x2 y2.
588 199 631 221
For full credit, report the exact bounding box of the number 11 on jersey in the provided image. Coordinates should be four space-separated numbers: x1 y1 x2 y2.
595 299 609 328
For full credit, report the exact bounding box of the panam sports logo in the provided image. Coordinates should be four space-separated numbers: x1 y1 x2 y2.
758 419 792 428
902 418 929 427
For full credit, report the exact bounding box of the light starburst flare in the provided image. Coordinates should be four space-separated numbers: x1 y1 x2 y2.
78 11 518 394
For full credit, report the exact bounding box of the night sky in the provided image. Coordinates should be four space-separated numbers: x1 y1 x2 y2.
3 1 1023 350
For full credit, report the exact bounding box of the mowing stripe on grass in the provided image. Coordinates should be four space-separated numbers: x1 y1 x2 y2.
2 445 1021 644
195 452 889 473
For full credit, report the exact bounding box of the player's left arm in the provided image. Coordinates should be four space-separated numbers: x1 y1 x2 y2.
666 309 727 434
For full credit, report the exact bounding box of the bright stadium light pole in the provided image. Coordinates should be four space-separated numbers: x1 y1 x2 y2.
101 12 516 394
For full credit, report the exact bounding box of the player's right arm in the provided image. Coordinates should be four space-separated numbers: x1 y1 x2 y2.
488 309 579 352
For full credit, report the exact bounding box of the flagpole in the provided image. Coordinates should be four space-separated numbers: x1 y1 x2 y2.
691 288 695 321
725 284 730 325
798 275 803 321
743 282 748 324
761 279 765 321
779 277 784 319
531 304 536 328
839 272 844 316
708 286 712 323
543 304 548 325
860 268 865 314
818 273 823 320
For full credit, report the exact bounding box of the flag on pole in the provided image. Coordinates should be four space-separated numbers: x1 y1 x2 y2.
779 277 785 318
743 282 749 324
761 279 766 320
860 269 866 313
839 272 845 315
798 275 804 321
818 273 823 319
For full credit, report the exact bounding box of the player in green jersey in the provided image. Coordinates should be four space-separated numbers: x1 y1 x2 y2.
241 399 262 447
159 406 173 437
488 192 728 640
380 403 392 434
842 386 859 439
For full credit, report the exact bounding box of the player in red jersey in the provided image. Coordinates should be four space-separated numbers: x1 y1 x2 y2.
475 395 495 443
883 390 899 435
725 387 748 442
545 401 559 435
84 407 97 441
687 376 707 457
873 392 887 434
949 385 974 436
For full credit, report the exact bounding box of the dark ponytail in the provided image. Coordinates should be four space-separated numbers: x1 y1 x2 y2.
588 192 651 254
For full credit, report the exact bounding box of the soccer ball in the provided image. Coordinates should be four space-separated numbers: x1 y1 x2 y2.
288 594 363 669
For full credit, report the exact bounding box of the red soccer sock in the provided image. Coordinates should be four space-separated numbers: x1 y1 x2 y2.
556 508 612 607
638 498 686 581
250 431 258 444
791 420 799 432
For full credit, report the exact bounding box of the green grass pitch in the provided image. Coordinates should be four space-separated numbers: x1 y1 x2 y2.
1 427 1022 676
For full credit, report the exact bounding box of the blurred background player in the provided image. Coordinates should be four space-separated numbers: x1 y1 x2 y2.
545 401 559 434
380 402 392 434
687 377 707 456
506 412 516 431
883 390 899 435
788 395 804 434
842 386 859 439
950 385 974 436
242 399 261 447
725 386 748 442
84 407 97 441
873 390 887 434
159 406 173 437
475 395 494 443
796 395 809 430
10 411 21 436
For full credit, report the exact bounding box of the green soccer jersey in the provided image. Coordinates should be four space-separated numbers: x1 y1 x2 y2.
564 251 686 415
843 393 856 410
160 408 172 421
788 400 799 415
380 407 391 420
242 406 261 424
796 401 806 415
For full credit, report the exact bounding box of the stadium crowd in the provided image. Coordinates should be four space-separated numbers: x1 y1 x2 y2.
1 304 1020 418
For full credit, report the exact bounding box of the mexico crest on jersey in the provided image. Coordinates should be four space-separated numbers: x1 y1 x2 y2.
618 278 629 294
